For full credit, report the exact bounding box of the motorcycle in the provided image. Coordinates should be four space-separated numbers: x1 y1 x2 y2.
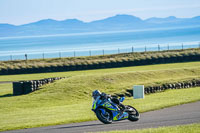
92 95 140 124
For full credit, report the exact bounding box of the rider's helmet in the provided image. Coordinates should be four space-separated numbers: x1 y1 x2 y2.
92 90 101 100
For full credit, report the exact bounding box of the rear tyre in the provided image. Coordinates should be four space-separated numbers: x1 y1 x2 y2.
96 108 112 124
126 105 140 121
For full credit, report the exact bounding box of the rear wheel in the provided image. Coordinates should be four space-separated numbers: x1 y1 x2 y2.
96 108 112 124
126 105 140 121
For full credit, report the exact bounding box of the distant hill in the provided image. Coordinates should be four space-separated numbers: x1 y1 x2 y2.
0 14 200 37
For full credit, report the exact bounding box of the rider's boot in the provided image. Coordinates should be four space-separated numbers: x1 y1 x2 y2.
119 103 126 112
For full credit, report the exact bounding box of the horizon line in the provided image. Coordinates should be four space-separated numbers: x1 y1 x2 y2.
1 14 200 26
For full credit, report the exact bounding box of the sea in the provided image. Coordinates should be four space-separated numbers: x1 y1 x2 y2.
0 26 200 61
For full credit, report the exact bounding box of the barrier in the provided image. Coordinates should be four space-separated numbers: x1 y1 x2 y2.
12 77 65 95
119 79 200 97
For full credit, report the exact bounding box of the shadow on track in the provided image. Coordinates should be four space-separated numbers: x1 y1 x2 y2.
52 121 130 130
52 123 103 130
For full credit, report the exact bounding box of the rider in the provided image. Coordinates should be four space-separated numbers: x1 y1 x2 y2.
92 90 125 111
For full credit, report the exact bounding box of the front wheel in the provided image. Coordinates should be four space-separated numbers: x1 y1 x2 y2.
126 105 140 121
96 108 112 124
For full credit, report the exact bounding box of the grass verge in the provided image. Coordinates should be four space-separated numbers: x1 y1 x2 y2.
94 123 200 133
0 61 200 131
0 86 200 131
0 83 12 97
0 61 200 82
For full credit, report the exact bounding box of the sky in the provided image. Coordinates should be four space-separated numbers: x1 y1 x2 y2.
0 0 200 25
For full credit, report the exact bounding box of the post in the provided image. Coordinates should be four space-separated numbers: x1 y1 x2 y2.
59 52 61 59
199 42 200 49
182 43 184 50
168 44 169 51
25 54 27 60
103 49 104 56
145 46 147 52
158 44 160 51
132 46 134 53
10 55 12 61
118 48 120 54
42 53 44 60
89 50 91 56
74 51 76 57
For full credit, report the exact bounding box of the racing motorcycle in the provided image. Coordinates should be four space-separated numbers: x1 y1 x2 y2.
92 96 140 124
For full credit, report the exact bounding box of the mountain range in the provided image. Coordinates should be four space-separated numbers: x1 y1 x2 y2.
0 14 200 37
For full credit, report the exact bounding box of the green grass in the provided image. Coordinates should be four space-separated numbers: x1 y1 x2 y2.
0 61 200 82
0 61 200 131
94 123 200 133
0 86 200 131
0 84 12 97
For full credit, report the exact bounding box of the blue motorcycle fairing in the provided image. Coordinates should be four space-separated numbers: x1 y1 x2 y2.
92 97 129 121
99 108 106 115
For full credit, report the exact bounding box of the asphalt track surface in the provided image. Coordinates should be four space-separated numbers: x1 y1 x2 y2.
3 101 200 133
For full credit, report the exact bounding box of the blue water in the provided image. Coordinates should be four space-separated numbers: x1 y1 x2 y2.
0 26 200 60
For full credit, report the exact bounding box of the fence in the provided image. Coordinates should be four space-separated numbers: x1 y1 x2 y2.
0 43 200 61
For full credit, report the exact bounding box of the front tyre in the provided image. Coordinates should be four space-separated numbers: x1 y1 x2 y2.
126 105 140 121
96 108 112 124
